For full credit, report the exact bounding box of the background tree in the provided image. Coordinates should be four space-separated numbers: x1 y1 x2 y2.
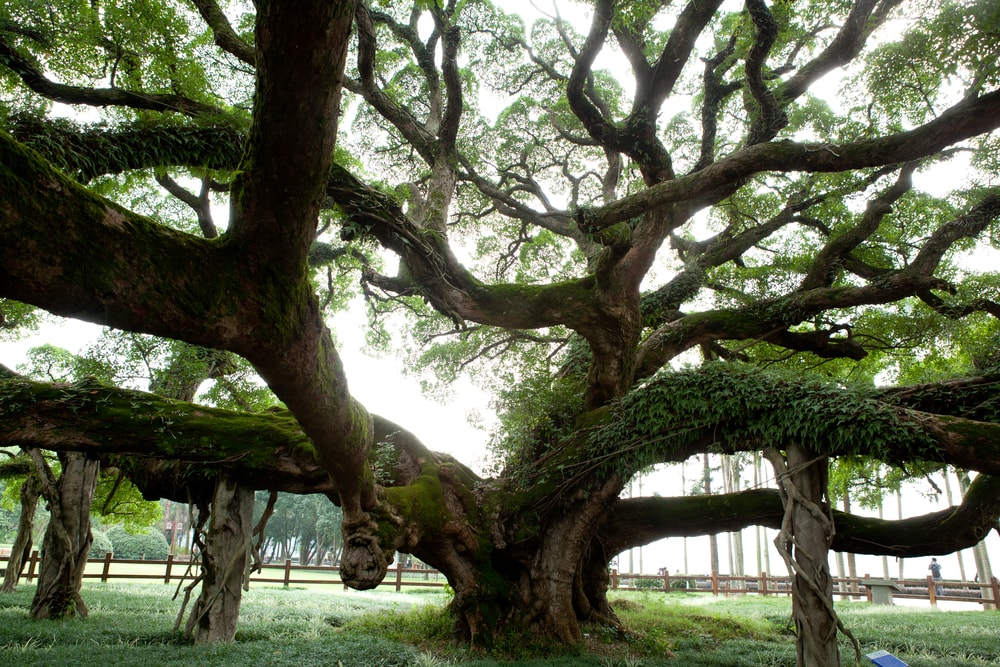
0 453 40 593
253 492 344 565
2 0 1000 663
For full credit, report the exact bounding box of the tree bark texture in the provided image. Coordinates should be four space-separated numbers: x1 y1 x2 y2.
767 444 842 667
0 471 41 593
185 476 254 643
28 451 99 619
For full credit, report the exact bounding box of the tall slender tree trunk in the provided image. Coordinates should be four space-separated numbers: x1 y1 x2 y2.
29 451 99 619
878 501 890 579
971 542 995 609
835 552 847 597
726 456 746 589
896 491 905 580
755 453 773 575
754 454 764 576
843 495 859 598
703 454 720 575
942 469 967 581
681 461 689 574
185 476 254 643
1 471 41 593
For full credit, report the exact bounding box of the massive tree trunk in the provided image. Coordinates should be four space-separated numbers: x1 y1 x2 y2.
0 469 41 593
184 476 254 643
28 451 99 619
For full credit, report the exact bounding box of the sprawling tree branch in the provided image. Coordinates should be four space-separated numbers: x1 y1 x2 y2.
0 35 224 117
190 0 256 66
599 472 1000 558
580 89 1000 230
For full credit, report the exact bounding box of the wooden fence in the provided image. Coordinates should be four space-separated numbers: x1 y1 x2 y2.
611 569 1000 609
1 550 446 592
3 551 998 609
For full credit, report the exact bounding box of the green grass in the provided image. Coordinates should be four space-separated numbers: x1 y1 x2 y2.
0 584 998 666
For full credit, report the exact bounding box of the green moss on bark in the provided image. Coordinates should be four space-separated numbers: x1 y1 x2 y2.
0 375 313 471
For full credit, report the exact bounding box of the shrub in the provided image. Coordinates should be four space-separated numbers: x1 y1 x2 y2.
106 525 169 560
89 529 113 558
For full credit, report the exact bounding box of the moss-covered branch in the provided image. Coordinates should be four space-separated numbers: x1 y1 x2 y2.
538 364 1000 493
0 373 331 492
10 117 246 182
0 130 244 346
0 371 478 496
7 120 611 337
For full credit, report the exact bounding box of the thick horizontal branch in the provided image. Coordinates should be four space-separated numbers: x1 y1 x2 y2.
3 123 614 348
634 273 970 378
0 370 470 495
0 372 331 492
600 474 1000 558
0 130 246 346
583 364 1000 479
11 118 245 182
878 375 1000 423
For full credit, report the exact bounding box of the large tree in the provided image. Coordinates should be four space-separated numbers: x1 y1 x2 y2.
1 0 1000 662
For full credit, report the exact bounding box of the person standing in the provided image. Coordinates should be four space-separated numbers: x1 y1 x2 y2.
928 558 943 597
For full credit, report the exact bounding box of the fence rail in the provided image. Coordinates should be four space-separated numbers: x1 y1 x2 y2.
3 551 997 609
610 569 999 609
2 550 446 592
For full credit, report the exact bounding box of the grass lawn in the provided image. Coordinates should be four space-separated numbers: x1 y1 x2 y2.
0 583 997 666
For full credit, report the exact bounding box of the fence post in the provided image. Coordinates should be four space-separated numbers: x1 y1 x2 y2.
102 552 113 583
760 571 768 596
611 568 618 590
26 550 38 582
711 570 719 597
863 574 872 602
164 553 174 584
990 577 999 610
283 559 292 587
927 575 937 606
395 560 403 592
662 569 670 593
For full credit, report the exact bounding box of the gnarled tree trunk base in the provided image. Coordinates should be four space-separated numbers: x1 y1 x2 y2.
29 451 99 619
184 476 254 643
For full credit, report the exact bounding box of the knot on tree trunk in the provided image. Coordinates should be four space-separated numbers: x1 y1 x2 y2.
339 524 389 590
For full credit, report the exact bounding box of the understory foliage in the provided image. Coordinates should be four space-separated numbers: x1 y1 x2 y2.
105 525 170 560
1 0 1000 662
